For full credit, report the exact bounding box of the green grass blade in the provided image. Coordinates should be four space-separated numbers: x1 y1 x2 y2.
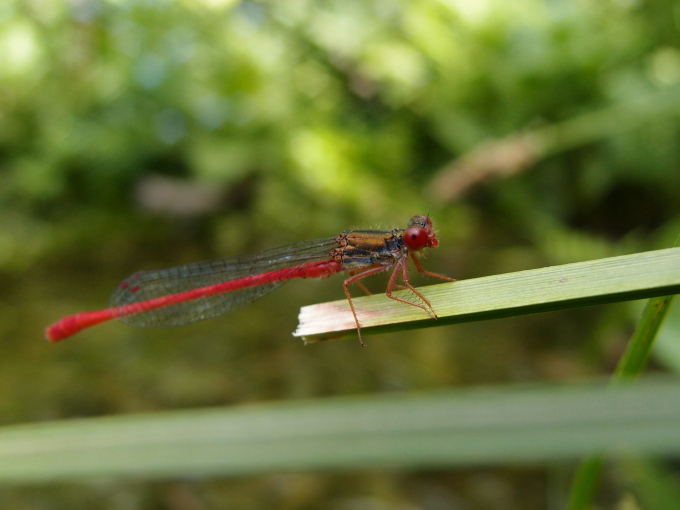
615 294 678 381
295 248 680 343
2 377 680 483
568 457 607 510
568 240 680 509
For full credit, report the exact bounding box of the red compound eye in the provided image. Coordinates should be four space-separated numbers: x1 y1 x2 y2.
403 226 429 251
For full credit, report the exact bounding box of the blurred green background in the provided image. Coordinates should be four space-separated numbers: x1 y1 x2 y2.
2 0 680 507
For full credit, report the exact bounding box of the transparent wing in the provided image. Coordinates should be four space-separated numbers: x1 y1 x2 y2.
109 238 339 327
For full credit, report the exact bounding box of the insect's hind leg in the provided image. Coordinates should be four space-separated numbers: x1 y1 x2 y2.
343 265 389 346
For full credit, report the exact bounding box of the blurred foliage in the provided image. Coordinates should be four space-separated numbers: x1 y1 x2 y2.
1 0 679 508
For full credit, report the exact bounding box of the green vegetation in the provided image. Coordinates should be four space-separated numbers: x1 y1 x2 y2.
2 377 680 483
296 248 680 342
1 0 679 508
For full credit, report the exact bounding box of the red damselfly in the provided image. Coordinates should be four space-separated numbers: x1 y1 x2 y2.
46 215 453 345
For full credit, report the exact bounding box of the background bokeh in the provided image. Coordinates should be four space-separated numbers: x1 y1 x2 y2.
1 0 679 508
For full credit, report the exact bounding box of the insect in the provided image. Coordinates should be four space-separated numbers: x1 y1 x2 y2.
46 215 453 345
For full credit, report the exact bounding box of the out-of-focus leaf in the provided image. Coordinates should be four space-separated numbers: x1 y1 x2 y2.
2 377 680 483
